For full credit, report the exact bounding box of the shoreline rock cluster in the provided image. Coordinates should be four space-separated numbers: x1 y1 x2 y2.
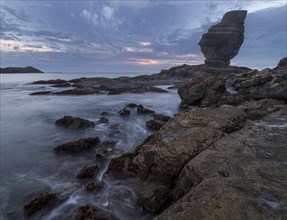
105 57 287 219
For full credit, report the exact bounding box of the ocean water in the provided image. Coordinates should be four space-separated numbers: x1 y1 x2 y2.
0 73 181 220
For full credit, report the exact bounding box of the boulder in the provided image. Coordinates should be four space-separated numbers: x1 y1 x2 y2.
119 108 130 116
137 105 155 114
153 114 171 122
94 141 116 159
126 103 138 108
54 137 100 153
55 116 95 129
199 10 247 67
178 73 226 106
275 57 287 69
23 192 57 217
97 117 109 124
76 165 99 179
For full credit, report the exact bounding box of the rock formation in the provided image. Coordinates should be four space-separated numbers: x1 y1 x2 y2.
199 10 247 68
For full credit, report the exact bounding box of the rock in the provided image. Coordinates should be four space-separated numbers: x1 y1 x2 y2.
108 91 122 95
54 137 100 153
76 165 99 179
199 10 247 67
94 141 116 159
107 152 138 178
100 112 109 116
71 205 113 220
29 91 52 95
23 192 57 217
126 103 138 108
217 93 244 106
55 116 95 129
54 89 100 95
97 117 109 124
178 73 226 106
146 119 164 131
153 114 171 122
156 108 287 220
233 68 287 101
119 108 130 116
51 83 71 87
167 85 177 89
275 57 287 69
108 106 247 212
32 79 67 84
137 105 155 114
85 181 104 192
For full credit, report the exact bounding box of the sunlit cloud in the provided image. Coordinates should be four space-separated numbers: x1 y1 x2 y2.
125 58 160 65
123 47 153 53
0 39 61 52
139 41 152 46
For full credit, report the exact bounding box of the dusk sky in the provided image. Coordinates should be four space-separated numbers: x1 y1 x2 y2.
1 0 286 73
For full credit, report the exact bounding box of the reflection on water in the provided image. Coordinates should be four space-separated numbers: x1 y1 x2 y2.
0 73 180 219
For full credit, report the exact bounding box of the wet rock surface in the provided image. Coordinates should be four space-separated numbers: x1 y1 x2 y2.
23 192 57 217
199 10 247 67
71 205 115 220
54 137 100 153
137 105 155 114
55 115 95 129
76 165 99 179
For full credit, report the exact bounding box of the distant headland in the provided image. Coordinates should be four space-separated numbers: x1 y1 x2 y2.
0 66 43 74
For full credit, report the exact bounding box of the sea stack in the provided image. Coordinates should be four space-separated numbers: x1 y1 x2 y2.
199 10 247 68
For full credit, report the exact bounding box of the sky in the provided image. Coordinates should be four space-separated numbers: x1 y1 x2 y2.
1 0 286 73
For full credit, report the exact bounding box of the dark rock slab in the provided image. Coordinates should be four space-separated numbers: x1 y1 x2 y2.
30 91 52 95
55 116 95 129
23 192 56 217
32 79 67 84
199 10 247 67
51 83 71 87
54 137 100 153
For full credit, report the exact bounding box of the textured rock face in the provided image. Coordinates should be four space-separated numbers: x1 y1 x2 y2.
178 73 226 106
199 10 247 68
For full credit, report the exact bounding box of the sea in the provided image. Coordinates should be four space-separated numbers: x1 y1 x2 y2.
0 72 181 220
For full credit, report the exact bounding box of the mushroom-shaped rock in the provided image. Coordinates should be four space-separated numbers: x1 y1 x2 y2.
199 10 247 68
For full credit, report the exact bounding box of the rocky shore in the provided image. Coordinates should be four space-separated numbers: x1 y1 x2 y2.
23 56 287 219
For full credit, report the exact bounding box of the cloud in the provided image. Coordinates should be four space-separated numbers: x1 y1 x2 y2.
102 5 114 20
123 46 153 53
139 41 152 46
0 39 61 52
2 5 30 21
80 9 99 25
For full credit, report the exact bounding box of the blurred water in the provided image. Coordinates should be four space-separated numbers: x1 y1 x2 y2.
0 73 180 219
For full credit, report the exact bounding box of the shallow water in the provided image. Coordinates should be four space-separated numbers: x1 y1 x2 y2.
0 73 181 219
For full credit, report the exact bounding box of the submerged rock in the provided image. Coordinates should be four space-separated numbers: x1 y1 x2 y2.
54 137 100 153
30 91 52 95
55 115 95 129
97 117 109 124
23 192 57 217
199 10 247 68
